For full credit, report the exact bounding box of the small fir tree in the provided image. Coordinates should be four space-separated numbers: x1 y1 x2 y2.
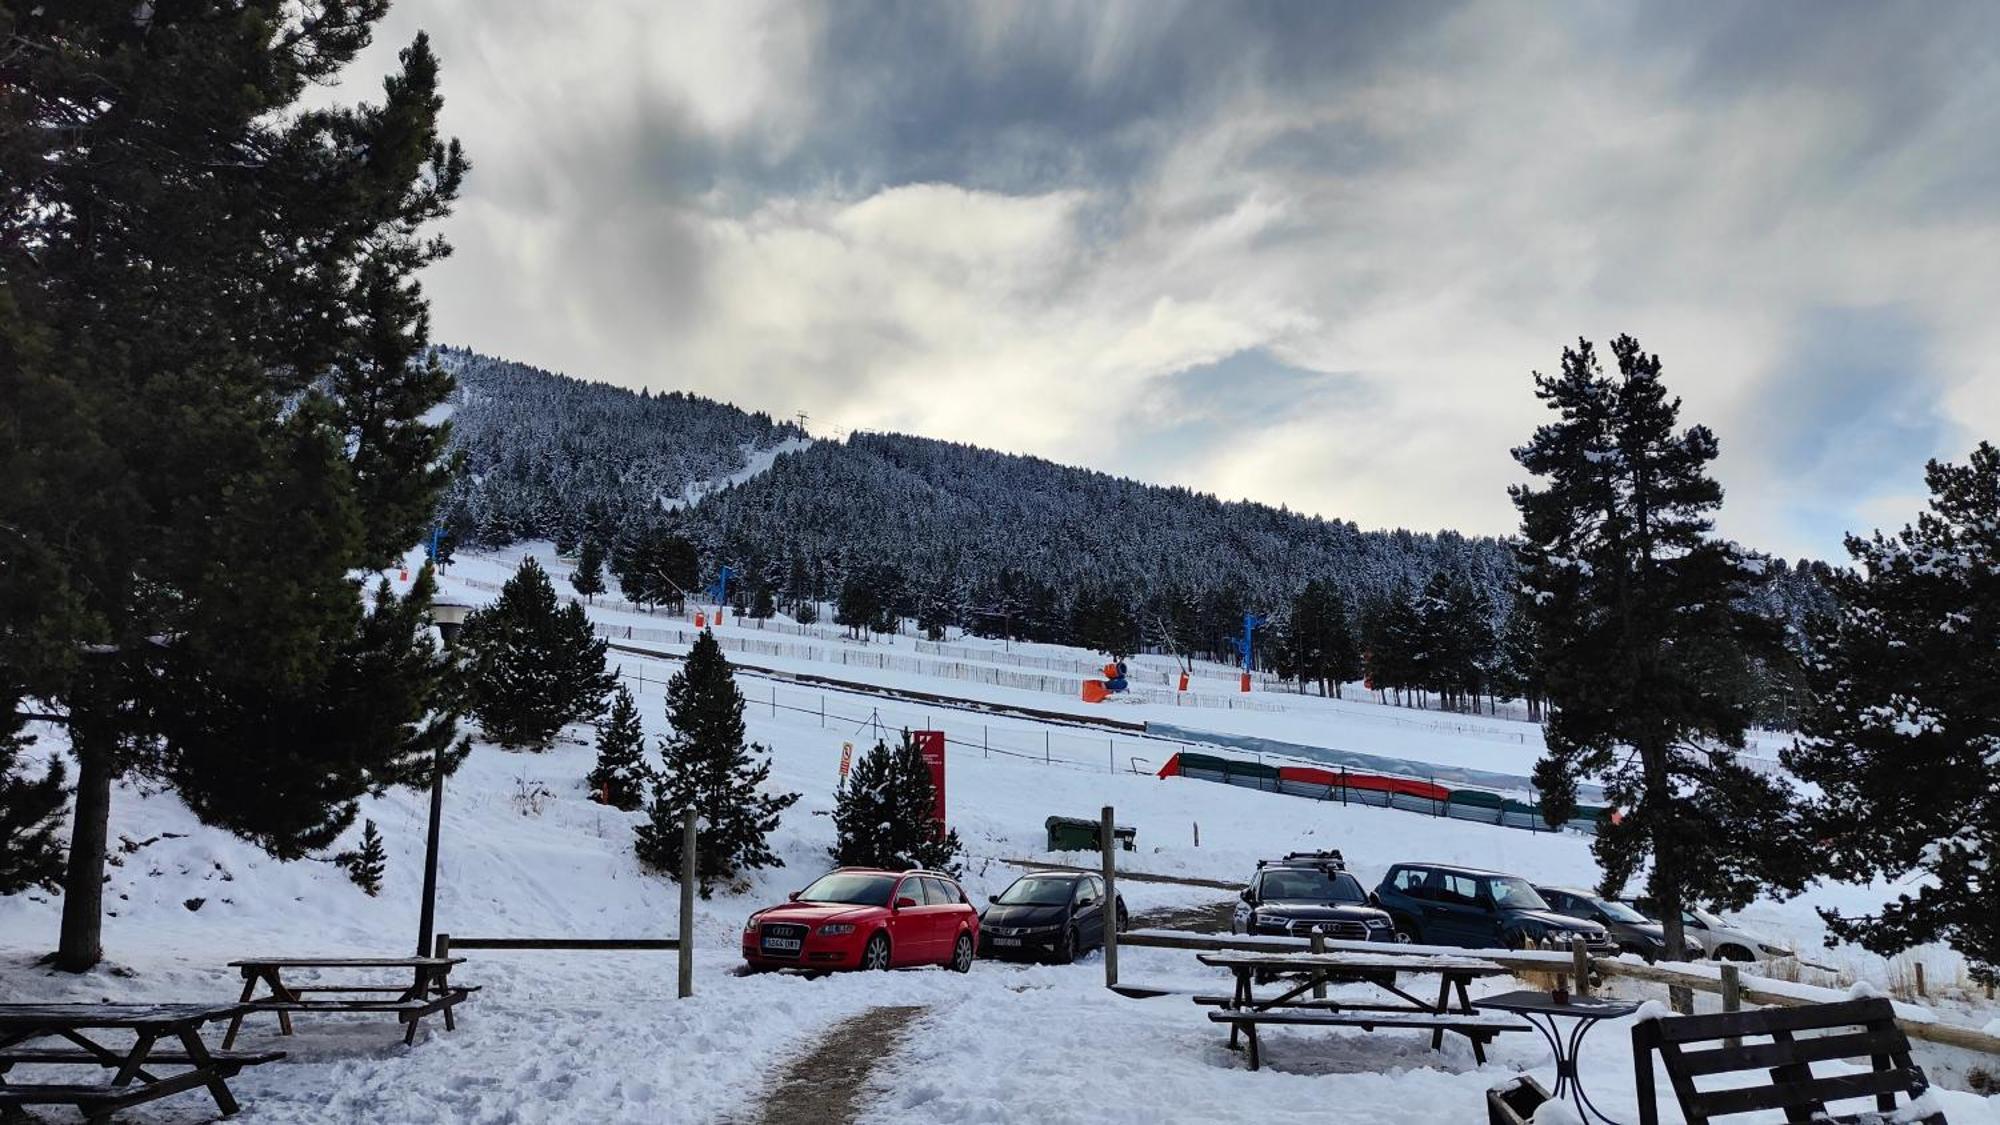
748 582 776 623
339 820 388 897
634 633 798 894
828 732 963 876
588 686 650 811
572 539 607 604
459 558 614 749
0 677 67 895
1785 443 2000 985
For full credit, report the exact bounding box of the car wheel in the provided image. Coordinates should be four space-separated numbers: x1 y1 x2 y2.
1504 931 1529 951
1115 903 1128 933
1715 944 1754 962
1055 926 1077 965
950 933 974 973
1395 918 1423 944
861 933 891 971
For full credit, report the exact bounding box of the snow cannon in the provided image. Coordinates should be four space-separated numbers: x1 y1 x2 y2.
1081 660 1131 703
1080 681 1110 703
1178 670 1190 692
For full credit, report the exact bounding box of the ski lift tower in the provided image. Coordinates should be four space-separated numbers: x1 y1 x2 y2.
706 565 735 625
1233 613 1266 693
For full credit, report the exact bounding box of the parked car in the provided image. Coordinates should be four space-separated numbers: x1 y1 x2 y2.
742 868 978 973
1535 885 1666 961
1231 851 1400 943
1618 898 1796 962
980 871 1126 963
1374 862 1617 953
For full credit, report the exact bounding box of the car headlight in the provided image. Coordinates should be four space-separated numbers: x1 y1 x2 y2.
742 917 759 935
1363 917 1390 929
818 923 856 935
1757 943 1791 957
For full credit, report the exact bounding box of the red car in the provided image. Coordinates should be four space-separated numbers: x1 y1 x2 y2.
742 868 979 973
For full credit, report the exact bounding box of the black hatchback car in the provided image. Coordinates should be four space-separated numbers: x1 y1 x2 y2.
1231 852 1400 943
1374 862 1616 953
980 871 1126 963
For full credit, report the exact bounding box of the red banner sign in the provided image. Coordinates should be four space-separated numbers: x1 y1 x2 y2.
913 730 946 830
839 741 854 784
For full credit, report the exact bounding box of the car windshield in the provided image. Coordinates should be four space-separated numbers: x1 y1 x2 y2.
1484 876 1551 910
797 873 898 906
1260 869 1365 903
996 877 1074 906
1597 898 1650 924
1690 908 1727 928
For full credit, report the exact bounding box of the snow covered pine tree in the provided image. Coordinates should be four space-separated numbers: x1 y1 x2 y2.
458 557 615 749
588 686 652 811
829 732 964 876
1786 443 2000 985
1510 335 1802 964
0 677 65 894
635 632 797 895
339 820 388 897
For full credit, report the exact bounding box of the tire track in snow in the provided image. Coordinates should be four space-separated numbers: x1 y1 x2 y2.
752 1004 928 1125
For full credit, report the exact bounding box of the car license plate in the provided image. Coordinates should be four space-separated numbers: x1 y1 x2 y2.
762 937 802 952
991 937 1021 947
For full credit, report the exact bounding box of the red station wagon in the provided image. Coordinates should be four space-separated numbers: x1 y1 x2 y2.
743 868 979 972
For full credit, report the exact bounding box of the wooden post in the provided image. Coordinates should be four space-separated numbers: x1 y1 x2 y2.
1720 963 1742 1048
416 741 446 957
1311 931 1327 999
1192 822 1200 848
1571 936 1591 998
1100 805 1118 989
678 808 697 1000
1914 962 1927 998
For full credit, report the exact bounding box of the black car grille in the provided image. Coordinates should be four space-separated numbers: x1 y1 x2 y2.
758 923 808 959
1257 918 1371 941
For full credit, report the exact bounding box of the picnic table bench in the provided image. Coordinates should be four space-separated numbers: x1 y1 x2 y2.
0 1003 280 1121
1196 949 1530 1070
223 956 474 1048
1632 996 1946 1125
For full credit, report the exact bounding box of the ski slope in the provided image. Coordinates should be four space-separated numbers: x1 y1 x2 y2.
0 544 1992 1123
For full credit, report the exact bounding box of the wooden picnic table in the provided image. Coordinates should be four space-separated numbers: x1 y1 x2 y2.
0 1003 281 1121
223 955 474 1048
1196 949 1530 1070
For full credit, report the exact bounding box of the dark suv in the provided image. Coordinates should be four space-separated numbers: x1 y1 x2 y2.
1374 862 1616 952
1231 851 1399 943
1536 885 1666 961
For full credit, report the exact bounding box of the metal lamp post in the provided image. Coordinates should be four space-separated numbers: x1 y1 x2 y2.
418 600 472 957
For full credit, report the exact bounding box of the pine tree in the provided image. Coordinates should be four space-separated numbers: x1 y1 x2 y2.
1511 335 1800 962
1 6 466 970
588 686 651 811
828 732 964 876
634 633 798 895
1289 580 1359 698
339 820 388 897
153 567 469 859
459 558 615 749
572 539 607 604
1785 443 2000 984
0 676 66 895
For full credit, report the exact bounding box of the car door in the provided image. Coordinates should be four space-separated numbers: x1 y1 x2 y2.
1073 876 1105 945
1423 871 1487 946
922 877 964 959
888 877 933 964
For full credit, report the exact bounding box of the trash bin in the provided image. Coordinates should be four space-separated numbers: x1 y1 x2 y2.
1044 816 1137 853
1486 1076 1553 1125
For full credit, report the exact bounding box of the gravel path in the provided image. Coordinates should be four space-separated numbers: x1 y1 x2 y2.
752 1004 929 1125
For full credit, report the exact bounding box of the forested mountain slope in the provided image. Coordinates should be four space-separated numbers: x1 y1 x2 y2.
433 347 804 548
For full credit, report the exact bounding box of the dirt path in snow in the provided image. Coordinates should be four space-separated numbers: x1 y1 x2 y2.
751 1004 929 1125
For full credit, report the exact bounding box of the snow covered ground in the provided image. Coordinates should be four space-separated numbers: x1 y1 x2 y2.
2 545 1994 1123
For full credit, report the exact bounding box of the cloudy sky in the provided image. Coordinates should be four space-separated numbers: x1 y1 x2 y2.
340 1 1997 561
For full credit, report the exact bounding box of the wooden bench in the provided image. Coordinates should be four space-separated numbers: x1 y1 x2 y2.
0 1003 277 1122
1205 1008 1530 1071
1632 996 1946 1125
223 957 473 1048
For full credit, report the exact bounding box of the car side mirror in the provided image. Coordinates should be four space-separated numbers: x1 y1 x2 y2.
987 893 999 904
1076 896 1095 908
895 896 918 910
788 891 800 902
1367 892 1381 908
1239 888 1254 903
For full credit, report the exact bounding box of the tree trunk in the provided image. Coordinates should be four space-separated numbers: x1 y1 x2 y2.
56 689 116 973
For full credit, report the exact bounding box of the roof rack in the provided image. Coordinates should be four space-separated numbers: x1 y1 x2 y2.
1256 850 1346 871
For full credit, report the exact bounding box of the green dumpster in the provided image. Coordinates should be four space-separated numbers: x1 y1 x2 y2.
1045 815 1137 853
